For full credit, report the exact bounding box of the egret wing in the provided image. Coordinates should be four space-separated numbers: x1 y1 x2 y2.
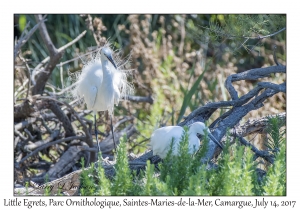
84 86 97 111
150 126 184 158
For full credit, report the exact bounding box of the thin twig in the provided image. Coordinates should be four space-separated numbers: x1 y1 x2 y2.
272 45 280 66
56 46 101 67
14 16 47 60
44 82 78 96
23 128 35 141
31 25 86 89
18 54 31 99
238 136 274 164
125 95 154 104
201 25 286 40
14 129 27 141
58 30 87 52
86 14 101 46
14 79 28 97
24 129 60 151
113 116 134 130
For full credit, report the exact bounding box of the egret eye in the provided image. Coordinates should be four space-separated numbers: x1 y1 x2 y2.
102 48 117 69
197 133 203 139
101 47 110 56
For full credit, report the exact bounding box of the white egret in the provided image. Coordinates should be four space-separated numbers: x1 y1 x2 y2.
72 46 133 152
150 122 223 159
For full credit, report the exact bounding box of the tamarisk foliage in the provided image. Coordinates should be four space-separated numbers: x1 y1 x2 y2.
78 116 285 195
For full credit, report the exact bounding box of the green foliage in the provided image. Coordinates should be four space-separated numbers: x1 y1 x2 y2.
143 161 156 195
161 126 192 194
182 165 209 195
263 141 286 195
265 115 286 153
134 84 165 153
262 115 286 195
141 160 170 195
18 15 27 32
77 121 286 195
177 66 208 124
15 14 286 155
56 186 63 196
111 136 133 195
208 138 256 196
189 129 209 174
159 137 175 182
44 174 51 196
207 15 285 41
25 181 29 195
79 160 96 196
203 14 286 57
96 153 111 195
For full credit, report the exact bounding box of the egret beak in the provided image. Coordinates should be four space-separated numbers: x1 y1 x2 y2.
208 133 224 149
105 54 117 69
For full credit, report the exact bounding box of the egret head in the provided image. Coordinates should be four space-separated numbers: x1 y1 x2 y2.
189 122 210 135
189 122 224 149
100 47 117 69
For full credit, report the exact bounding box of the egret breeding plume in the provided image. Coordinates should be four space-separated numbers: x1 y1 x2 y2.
72 45 134 152
150 122 223 159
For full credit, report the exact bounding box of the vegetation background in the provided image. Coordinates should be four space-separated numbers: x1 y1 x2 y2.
13 14 286 195
14 14 286 152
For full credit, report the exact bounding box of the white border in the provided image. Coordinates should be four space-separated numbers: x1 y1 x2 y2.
3 1 299 209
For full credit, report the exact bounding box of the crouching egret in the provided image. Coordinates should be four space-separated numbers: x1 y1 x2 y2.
72 46 133 153
150 122 223 159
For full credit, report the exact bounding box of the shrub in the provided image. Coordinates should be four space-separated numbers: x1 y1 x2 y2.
78 116 286 196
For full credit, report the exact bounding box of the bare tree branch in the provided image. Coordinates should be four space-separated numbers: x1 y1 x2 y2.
257 82 286 93
17 136 86 165
14 16 47 60
14 100 35 122
237 136 275 164
272 45 280 66
125 95 154 104
31 15 64 94
225 65 286 100
17 54 31 99
37 96 96 163
233 112 286 137
47 146 85 178
24 130 60 151
42 99 75 137
100 124 137 154
31 30 87 87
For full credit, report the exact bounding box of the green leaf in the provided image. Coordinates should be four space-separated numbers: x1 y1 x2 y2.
177 64 209 124
18 15 27 32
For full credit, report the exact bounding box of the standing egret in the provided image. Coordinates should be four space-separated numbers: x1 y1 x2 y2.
150 122 223 159
73 46 134 153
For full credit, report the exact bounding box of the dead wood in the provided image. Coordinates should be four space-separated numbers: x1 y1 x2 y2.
14 100 35 122
15 150 151 196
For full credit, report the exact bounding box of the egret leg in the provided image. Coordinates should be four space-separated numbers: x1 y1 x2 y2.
94 113 101 152
110 115 117 151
